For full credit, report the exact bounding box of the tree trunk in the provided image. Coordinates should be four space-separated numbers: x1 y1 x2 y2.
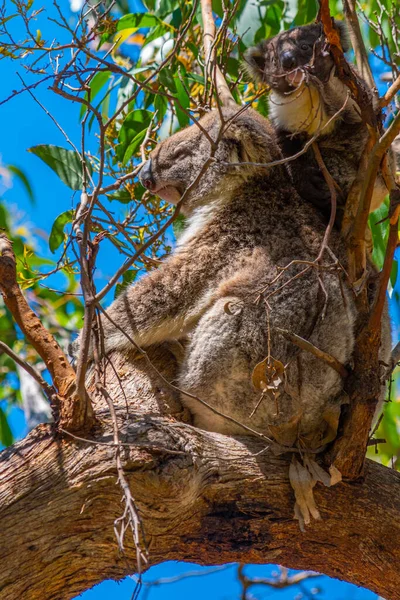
0 346 399 600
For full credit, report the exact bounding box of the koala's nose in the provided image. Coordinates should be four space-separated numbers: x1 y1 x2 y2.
281 51 297 70
140 159 155 190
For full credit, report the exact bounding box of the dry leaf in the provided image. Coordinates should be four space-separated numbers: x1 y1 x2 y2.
304 456 332 487
269 412 302 446
319 404 342 445
329 464 342 486
289 457 321 529
252 356 285 392
224 300 243 315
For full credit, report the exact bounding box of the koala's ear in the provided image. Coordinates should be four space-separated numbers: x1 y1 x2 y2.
243 44 268 82
333 19 351 53
227 127 267 164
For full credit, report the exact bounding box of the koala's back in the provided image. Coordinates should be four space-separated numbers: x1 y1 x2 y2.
177 176 357 448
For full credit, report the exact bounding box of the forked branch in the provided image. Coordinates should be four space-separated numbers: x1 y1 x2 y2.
0 233 93 432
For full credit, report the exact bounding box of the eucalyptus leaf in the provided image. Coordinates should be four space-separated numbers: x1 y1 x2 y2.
117 109 152 164
8 165 35 205
79 70 111 119
28 146 93 191
106 189 133 204
49 210 74 253
115 269 138 299
0 406 13 447
117 13 162 31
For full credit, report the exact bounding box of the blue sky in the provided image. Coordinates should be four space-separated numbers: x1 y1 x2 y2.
0 1 393 599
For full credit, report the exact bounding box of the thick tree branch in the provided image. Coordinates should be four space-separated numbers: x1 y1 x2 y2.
331 188 400 478
317 0 377 128
350 110 400 281
0 347 399 600
0 234 93 432
200 0 236 108
317 0 399 482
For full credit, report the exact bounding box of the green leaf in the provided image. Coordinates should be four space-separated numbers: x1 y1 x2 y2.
79 70 111 119
49 210 74 253
391 259 398 288
28 146 93 191
157 0 179 17
115 269 138 299
143 0 155 10
8 165 35 205
154 94 168 121
293 0 317 25
158 68 177 93
172 214 187 237
106 189 133 204
141 23 170 47
117 109 152 164
173 73 190 128
117 13 162 31
381 401 400 453
0 406 13 447
369 198 390 270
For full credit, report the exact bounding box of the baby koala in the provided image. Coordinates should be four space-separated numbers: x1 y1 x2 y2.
245 22 388 226
74 106 372 450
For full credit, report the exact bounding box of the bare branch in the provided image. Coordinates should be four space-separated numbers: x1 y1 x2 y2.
0 234 93 432
342 0 376 90
380 74 400 108
275 328 348 379
200 0 237 108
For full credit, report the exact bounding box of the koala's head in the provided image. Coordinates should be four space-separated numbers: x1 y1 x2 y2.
244 21 350 95
139 107 281 215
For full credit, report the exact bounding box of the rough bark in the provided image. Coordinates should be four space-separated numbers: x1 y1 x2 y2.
0 234 93 431
0 346 399 600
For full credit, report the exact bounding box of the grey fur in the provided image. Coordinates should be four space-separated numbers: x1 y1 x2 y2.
244 22 387 225
75 107 390 448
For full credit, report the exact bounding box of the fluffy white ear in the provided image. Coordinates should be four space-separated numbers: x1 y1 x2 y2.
333 19 351 53
227 127 271 165
243 44 267 82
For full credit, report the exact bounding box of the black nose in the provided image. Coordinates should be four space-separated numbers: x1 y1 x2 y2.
281 51 297 70
140 159 155 190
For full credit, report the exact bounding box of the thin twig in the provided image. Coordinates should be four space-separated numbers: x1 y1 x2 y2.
275 328 348 378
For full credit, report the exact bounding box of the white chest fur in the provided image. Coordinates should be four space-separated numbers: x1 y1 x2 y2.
176 203 220 249
269 84 335 137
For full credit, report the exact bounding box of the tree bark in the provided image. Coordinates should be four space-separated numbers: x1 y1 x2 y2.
0 346 399 600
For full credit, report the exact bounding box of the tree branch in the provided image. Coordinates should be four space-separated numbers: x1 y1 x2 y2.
0 347 399 600
379 74 400 108
0 234 93 432
342 0 376 90
200 0 237 108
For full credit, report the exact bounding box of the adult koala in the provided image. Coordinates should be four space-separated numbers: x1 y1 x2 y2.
75 106 390 450
244 22 388 226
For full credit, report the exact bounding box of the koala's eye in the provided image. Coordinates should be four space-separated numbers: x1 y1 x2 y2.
301 43 309 51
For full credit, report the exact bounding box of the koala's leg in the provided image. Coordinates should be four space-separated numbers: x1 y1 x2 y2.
178 296 270 436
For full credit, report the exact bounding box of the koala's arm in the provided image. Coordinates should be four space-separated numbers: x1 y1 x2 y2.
77 252 212 358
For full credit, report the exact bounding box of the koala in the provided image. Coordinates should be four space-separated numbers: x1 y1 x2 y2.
77 106 390 450
244 22 388 226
